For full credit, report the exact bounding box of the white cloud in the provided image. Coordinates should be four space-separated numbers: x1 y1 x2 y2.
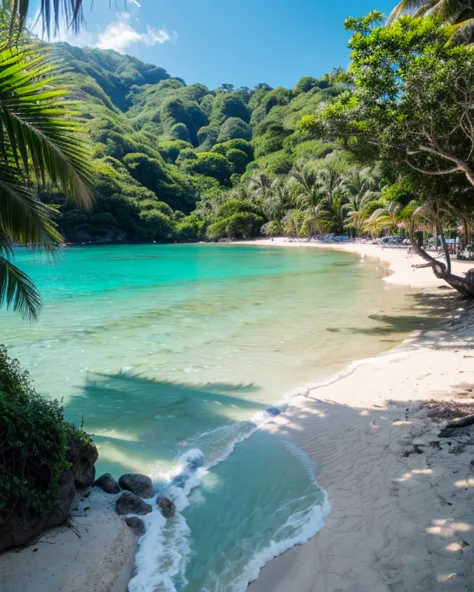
97 13 174 53
29 10 175 55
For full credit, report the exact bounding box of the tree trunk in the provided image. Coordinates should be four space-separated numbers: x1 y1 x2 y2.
407 227 474 297
462 217 470 246
437 219 451 275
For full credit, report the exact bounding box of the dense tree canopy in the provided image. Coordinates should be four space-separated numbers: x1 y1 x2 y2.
36 42 346 245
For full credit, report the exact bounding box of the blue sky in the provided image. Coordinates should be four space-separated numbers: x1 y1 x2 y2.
32 0 396 89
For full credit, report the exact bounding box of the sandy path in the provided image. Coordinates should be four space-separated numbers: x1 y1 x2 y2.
246 240 474 591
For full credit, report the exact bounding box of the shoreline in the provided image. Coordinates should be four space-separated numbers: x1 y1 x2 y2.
233 237 474 289
246 239 474 591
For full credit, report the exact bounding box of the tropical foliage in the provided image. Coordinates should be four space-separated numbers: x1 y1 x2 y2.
0 345 88 520
0 21 91 319
301 10 474 295
388 0 474 44
25 42 348 246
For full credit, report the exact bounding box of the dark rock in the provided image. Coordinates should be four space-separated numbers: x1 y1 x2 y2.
440 426 473 438
0 471 75 552
157 496 175 518
115 491 152 516
94 473 120 494
67 429 98 489
118 473 154 498
125 517 146 537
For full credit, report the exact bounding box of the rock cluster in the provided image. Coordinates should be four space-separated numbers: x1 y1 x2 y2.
93 471 176 538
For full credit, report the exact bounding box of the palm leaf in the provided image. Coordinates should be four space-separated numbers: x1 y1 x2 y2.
387 0 433 24
0 166 62 247
2 0 85 37
0 254 42 319
0 40 92 207
0 24 93 320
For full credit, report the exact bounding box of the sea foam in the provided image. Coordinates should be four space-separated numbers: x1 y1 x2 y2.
125 346 414 591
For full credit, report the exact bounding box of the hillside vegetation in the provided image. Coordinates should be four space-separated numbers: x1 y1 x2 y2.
49 43 347 243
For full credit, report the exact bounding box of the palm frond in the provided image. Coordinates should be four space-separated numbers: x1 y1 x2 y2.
2 0 85 37
0 39 92 207
388 0 432 24
0 254 41 319
447 15 474 42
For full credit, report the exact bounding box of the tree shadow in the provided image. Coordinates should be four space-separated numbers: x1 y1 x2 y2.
325 291 465 337
64 372 265 475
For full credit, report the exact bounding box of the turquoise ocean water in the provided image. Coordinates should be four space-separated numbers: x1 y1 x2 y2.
1 245 427 590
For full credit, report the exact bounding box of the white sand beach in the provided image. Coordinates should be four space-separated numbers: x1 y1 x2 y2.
246 239 474 591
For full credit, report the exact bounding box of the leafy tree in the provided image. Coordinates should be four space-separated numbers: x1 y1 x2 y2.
197 125 219 151
218 83 235 93
183 152 231 184
139 209 175 242
211 93 251 125
176 148 198 165
307 12 474 293
169 122 191 143
176 215 206 242
217 117 252 142
310 13 474 187
158 140 192 164
293 77 320 95
207 211 263 240
253 122 290 158
225 149 249 175
212 138 254 160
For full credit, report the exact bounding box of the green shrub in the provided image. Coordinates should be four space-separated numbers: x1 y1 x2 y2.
0 347 72 519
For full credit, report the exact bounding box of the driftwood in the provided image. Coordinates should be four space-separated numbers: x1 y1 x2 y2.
439 414 474 438
445 414 474 429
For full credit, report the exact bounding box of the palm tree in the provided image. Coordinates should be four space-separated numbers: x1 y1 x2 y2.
0 30 92 319
289 160 320 211
316 166 344 204
281 209 306 237
261 177 295 222
324 193 347 234
341 167 383 236
364 201 402 237
388 0 474 44
248 172 272 202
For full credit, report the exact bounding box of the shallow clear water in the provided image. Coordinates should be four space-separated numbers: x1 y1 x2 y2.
1 244 430 590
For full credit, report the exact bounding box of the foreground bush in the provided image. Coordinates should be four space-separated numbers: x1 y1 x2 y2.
0 346 87 522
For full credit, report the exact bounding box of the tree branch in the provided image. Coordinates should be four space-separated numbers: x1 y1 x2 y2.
404 159 461 176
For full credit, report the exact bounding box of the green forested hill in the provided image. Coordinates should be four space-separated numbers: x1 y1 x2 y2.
51 43 346 243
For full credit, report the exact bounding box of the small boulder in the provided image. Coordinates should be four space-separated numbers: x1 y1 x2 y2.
115 491 152 516
125 517 146 537
157 496 176 518
67 428 98 489
118 473 154 498
94 473 120 494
